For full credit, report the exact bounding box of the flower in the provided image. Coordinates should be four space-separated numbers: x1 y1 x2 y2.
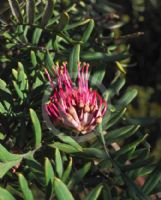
45 62 107 134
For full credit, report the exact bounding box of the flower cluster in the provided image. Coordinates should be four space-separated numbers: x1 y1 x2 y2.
45 63 107 134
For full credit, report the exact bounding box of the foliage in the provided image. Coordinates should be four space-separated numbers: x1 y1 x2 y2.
0 0 160 199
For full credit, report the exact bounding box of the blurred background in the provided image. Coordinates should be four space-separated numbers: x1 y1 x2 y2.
0 0 161 157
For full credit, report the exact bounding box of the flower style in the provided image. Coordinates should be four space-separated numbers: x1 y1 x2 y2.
45 62 107 134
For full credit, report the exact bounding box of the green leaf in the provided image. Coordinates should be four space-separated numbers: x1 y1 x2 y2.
29 108 42 148
0 79 11 95
81 52 128 61
103 187 112 200
57 12 69 32
105 108 127 129
0 132 6 140
18 174 34 200
115 61 126 75
30 51 37 67
26 0 35 24
44 157 54 200
44 51 54 74
68 162 91 189
41 0 54 27
17 62 28 92
0 187 16 200
106 125 140 142
65 19 90 30
0 79 12 114
0 144 22 162
13 80 24 100
0 159 21 178
117 88 138 108
142 160 161 194
104 74 125 100
55 148 63 178
81 19 94 43
54 177 74 200
81 148 106 159
58 135 83 152
62 157 72 183
69 44 80 79
49 142 81 153
84 184 103 200
44 157 54 185
32 28 42 45
91 68 106 86
115 134 148 158
8 0 23 23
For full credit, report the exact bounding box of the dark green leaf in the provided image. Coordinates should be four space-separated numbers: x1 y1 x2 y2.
81 52 128 61
41 0 54 27
65 19 90 30
69 44 80 79
62 157 72 183
8 0 23 23
56 12 69 32
142 160 161 194
81 19 94 43
117 88 138 108
84 184 103 200
106 125 140 142
105 108 127 130
26 0 35 24
68 162 91 189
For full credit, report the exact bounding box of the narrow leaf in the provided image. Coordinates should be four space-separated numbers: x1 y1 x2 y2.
54 177 74 200
84 185 103 200
56 12 69 31
44 157 54 200
32 28 42 45
0 187 16 200
41 0 54 27
58 135 82 152
68 162 91 189
106 125 140 142
117 88 138 108
44 157 54 185
29 108 42 148
55 148 63 178
69 44 80 79
8 0 23 23
49 142 81 153
30 51 37 67
0 159 21 178
18 174 34 200
82 19 94 43
26 0 35 24
142 160 161 194
62 157 72 183
115 61 126 74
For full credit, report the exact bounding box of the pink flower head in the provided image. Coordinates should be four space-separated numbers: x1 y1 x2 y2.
45 62 107 134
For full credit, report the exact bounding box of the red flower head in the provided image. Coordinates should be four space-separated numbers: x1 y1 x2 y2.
45 62 107 134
